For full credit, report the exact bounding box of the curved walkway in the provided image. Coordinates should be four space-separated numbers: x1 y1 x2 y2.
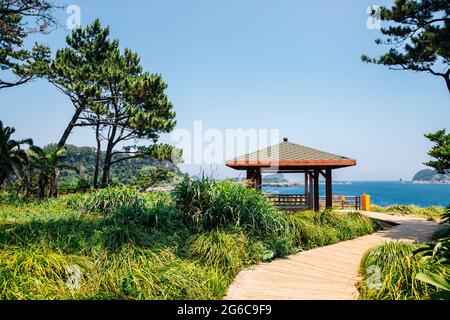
225 211 440 300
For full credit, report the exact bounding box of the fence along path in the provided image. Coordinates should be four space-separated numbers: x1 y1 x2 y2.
225 211 439 300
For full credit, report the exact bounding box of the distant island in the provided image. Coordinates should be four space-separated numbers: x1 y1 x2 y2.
260 173 301 187
264 173 288 183
412 169 450 184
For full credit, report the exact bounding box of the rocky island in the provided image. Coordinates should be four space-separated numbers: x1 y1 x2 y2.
412 169 450 184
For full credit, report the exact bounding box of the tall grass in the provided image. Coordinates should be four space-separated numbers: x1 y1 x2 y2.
0 245 93 300
172 177 286 238
186 229 269 279
370 204 445 220
0 245 223 300
66 187 149 215
285 210 383 250
358 242 449 300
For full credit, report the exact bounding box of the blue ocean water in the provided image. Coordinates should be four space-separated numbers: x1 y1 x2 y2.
262 181 450 207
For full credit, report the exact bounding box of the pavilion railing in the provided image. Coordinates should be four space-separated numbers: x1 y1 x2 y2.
265 194 310 210
265 194 361 210
319 195 361 210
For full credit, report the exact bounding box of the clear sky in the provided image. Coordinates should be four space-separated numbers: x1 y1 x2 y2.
1 0 449 181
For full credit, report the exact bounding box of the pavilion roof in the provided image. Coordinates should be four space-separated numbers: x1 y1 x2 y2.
226 139 356 169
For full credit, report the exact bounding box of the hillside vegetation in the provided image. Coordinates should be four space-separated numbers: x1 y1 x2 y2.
55 144 184 186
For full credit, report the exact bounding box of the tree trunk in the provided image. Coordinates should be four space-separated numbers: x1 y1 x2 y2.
50 169 60 197
57 106 83 149
445 74 450 94
38 173 47 199
101 148 113 187
101 125 117 187
93 122 102 189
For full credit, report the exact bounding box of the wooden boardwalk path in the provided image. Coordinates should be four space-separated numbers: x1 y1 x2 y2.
225 211 440 300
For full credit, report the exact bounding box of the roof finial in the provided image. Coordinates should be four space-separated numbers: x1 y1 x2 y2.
283 137 288 142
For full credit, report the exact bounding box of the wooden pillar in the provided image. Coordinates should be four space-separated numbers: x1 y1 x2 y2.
325 169 332 209
308 172 314 209
246 168 255 189
246 167 262 190
313 170 320 211
304 172 309 195
255 168 262 190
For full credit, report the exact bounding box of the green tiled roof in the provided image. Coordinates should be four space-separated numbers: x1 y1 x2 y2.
226 140 356 167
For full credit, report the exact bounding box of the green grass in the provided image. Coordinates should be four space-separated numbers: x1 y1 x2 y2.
0 182 384 300
357 242 449 300
286 211 384 250
370 204 445 221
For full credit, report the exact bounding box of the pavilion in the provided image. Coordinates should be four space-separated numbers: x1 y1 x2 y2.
225 138 356 211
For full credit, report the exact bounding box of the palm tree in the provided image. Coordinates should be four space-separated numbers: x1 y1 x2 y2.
28 146 78 198
0 120 33 188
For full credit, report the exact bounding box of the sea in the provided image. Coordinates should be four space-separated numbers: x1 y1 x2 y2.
262 181 450 207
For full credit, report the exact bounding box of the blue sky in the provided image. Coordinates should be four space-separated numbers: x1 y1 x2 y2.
1 0 449 180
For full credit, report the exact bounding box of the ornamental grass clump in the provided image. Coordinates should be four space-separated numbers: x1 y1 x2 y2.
186 229 269 278
172 177 286 238
90 247 223 300
285 210 382 250
66 187 149 216
0 245 93 300
357 242 448 300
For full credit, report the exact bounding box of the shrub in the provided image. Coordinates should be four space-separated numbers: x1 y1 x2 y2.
0 191 31 206
172 177 286 238
415 237 450 299
76 178 91 190
431 225 450 241
130 166 175 191
441 205 450 224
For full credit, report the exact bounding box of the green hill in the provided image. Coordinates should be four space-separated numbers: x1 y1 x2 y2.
412 169 450 183
52 144 183 185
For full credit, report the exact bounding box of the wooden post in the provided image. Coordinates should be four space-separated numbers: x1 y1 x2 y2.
308 172 314 209
246 168 262 190
313 170 320 211
246 168 256 189
325 169 332 209
255 168 262 190
304 172 309 196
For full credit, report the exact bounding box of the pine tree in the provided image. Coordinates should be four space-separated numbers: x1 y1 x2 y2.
362 0 449 93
